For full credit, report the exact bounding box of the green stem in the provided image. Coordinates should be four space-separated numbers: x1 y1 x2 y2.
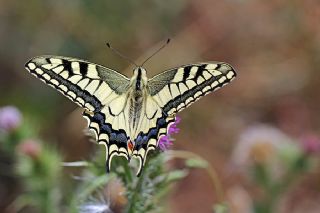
126 162 147 213
122 159 133 183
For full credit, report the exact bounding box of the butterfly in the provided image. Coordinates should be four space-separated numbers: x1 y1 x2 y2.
25 51 236 176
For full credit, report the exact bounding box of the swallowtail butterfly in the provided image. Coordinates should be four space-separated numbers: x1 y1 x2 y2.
25 50 236 175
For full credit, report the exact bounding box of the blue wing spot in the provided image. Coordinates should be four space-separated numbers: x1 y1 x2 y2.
116 133 127 144
110 133 117 141
101 124 111 134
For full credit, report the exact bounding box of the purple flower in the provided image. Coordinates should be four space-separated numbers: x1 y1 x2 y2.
158 135 173 151
158 116 181 151
301 133 320 155
0 106 22 132
168 116 181 135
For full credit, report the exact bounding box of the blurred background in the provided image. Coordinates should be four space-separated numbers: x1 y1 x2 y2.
1 0 320 212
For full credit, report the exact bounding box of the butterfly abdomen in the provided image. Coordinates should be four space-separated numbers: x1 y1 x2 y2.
129 90 144 137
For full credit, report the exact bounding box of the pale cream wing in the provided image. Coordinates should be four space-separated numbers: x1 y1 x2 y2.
83 97 131 173
130 62 237 175
25 55 130 112
131 96 176 176
25 55 132 172
148 62 236 116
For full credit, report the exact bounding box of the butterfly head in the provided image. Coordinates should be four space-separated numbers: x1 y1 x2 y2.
132 67 147 91
133 66 147 75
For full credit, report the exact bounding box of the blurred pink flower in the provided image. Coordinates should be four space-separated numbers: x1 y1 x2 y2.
300 133 320 155
16 139 42 159
232 124 294 165
0 106 22 132
158 116 181 151
230 124 301 181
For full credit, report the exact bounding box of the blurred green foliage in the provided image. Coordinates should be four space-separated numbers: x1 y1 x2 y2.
0 105 224 213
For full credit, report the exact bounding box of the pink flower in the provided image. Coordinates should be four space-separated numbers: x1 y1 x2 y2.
300 133 320 155
230 124 300 181
16 139 42 159
158 116 181 151
158 135 173 151
168 116 181 134
0 106 22 132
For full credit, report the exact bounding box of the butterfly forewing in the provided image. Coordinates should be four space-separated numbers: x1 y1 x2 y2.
148 62 236 116
25 56 130 112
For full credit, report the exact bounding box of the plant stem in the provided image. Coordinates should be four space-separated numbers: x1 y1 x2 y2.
126 162 147 213
122 159 133 183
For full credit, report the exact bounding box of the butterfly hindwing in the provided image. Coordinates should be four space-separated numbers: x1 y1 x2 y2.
131 96 176 175
83 109 131 172
148 62 236 116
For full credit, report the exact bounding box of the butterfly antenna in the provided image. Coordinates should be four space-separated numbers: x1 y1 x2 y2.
141 38 170 67
106 43 138 67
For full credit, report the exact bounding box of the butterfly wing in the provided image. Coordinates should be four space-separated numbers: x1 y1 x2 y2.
131 62 236 175
25 57 236 176
25 56 131 171
131 96 176 175
148 62 236 116
25 56 130 112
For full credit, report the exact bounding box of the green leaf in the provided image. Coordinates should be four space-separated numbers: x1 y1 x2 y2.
213 203 229 213
185 158 208 168
166 169 188 182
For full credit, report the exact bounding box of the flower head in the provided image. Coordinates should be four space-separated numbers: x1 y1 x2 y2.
79 179 126 213
158 135 173 151
79 202 111 213
230 124 301 181
158 116 181 151
231 124 297 166
168 116 181 134
300 133 320 155
0 106 22 132
16 139 42 159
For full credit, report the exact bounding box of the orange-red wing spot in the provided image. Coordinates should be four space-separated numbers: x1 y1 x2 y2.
128 140 134 151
